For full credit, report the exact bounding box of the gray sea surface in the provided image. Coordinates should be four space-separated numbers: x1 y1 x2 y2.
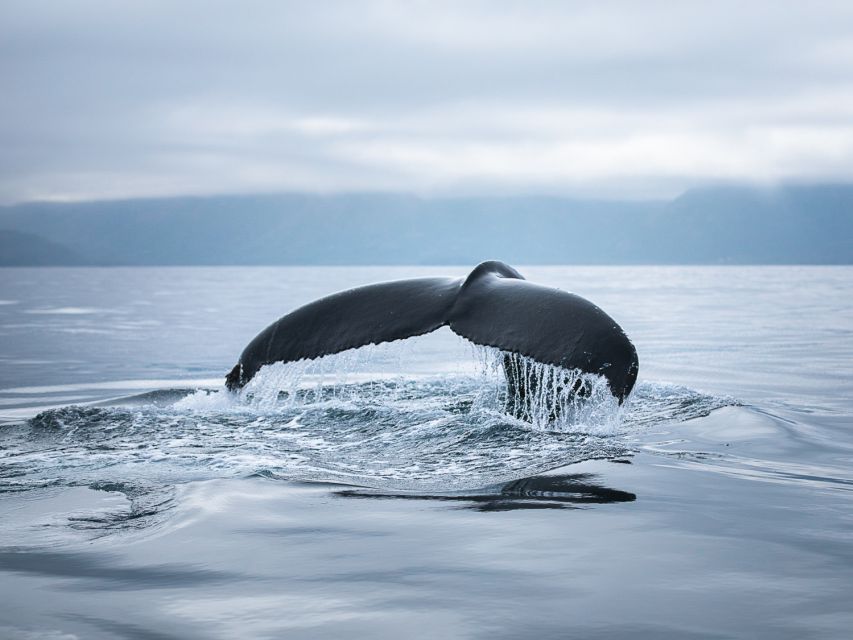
0 266 852 639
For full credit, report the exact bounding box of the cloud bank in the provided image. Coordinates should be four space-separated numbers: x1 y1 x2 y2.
2 0 853 202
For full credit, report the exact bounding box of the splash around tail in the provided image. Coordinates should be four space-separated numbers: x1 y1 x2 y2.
224 261 639 417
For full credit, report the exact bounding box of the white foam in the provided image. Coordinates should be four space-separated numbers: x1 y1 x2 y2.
174 338 626 435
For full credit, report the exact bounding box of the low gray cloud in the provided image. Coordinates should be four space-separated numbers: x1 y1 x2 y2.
2 0 853 202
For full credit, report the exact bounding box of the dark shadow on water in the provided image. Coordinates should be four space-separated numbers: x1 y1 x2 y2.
335 473 636 512
0 549 242 590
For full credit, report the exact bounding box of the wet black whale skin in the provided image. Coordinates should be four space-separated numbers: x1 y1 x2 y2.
226 261 639 402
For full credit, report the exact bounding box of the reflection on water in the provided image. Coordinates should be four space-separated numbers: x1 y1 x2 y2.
0 549 239 590
335 473 637 511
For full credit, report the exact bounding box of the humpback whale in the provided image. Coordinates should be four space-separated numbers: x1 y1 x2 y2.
226 261 638 405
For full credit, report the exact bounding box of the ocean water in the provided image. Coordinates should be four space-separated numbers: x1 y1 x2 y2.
0 266 852 639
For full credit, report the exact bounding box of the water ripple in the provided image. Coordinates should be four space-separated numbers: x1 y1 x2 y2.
1 373 732 497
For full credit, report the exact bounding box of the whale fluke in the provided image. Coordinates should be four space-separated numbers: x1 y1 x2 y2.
226 261 638 404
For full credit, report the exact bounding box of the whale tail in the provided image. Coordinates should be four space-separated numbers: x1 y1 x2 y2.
225 261 638 404
225 363 242 391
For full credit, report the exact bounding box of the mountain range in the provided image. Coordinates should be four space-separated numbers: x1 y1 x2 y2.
1 184 851 265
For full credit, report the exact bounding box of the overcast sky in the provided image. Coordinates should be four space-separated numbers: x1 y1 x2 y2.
2 1 853 203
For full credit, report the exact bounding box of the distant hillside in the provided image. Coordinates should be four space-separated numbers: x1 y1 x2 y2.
0 185 851 265
658 184 853 263
0 230 84 266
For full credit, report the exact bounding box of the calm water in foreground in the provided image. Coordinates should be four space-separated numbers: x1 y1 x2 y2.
0 266 852 639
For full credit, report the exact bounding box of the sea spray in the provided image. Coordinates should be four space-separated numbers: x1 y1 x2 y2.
220 337 625 434
19 335 726 496
13 376 733 499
